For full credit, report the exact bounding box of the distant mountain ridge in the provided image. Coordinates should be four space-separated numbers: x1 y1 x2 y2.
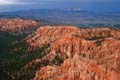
0 9 120 28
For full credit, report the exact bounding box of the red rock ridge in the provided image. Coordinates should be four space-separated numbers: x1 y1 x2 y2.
23 26 120 80
0 18 39 35
25 26 120 50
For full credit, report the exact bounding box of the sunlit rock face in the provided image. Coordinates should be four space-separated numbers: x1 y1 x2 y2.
24 26 120 80
0 18 39 35
0 17 120 80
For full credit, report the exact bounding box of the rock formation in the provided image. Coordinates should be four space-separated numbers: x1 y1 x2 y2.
0 24 120 80
23 26 120 80
0 18 39 35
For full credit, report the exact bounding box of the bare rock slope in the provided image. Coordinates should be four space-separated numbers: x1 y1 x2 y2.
23 26 120 80
0 18 39 35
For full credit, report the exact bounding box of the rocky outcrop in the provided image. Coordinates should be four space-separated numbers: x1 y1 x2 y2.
34 56 119 80
1 25 120 80
22 26 120 80
26 26 120 49
0 18 39 35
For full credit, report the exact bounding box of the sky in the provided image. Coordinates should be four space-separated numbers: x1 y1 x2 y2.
0 0 120 12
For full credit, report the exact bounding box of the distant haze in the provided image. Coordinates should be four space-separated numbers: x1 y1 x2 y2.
0 0 120 12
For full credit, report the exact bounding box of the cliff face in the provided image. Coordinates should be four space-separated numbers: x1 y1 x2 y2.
23 26 120 80
0 18 39 35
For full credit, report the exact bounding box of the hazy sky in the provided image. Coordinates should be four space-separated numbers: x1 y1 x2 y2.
0 0 120 12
